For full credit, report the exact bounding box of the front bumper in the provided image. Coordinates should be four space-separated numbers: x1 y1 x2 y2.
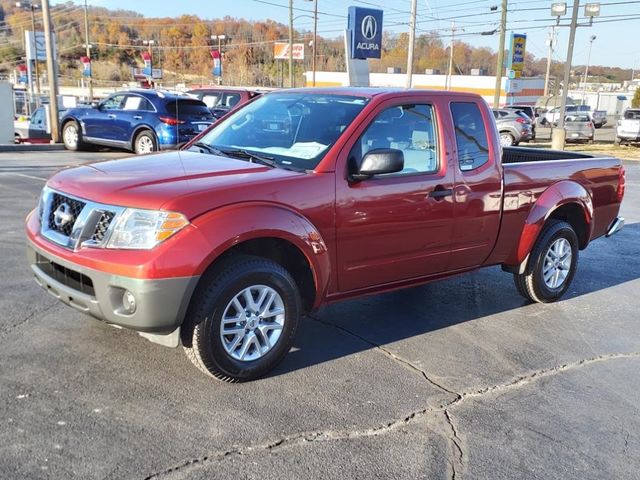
27 241 200 335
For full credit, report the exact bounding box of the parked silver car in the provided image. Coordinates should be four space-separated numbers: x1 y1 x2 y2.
564 114 595 143
615 108 640 145
492 109 533 146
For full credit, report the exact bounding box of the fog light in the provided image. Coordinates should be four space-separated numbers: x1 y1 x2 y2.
122 290 137 314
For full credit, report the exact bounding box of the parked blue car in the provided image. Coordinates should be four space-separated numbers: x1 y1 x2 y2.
60 89 214 154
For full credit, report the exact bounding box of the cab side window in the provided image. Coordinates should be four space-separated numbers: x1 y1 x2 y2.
450 102 490 171
102 94 125 110
357 104 438 175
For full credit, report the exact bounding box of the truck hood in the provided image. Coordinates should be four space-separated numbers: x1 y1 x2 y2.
47 151 305 218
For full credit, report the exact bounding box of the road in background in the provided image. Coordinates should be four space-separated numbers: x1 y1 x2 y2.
1 151 639 479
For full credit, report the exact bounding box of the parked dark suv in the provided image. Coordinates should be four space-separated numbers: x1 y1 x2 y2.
186 87 266 120
60 89 214 154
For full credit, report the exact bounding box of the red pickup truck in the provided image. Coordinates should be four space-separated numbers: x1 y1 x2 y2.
26 88 625 382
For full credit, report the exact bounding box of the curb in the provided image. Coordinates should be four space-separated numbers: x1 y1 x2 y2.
0 144 66 153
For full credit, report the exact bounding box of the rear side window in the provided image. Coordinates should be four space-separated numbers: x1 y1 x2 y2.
450 102 490 171
166 99 211 116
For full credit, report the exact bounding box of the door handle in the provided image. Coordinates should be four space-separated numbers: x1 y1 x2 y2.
428 188 453 199
133 115 142 120
107 114 116 119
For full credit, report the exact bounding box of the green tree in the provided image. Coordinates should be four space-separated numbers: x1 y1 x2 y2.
632 88 640 108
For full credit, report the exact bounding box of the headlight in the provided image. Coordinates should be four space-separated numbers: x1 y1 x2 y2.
106 209 189 250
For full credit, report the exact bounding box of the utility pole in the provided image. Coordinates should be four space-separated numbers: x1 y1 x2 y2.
446 21 455 90
29 3 40 94
543 26 556 97
581 35 596 103
83 0 92 102
551 0 580 150
406 0 417 88
312 0 317 87
493 0 507 108
41 0 59 142
289 0 294 87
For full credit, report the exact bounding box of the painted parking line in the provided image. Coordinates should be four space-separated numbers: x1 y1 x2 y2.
0 172 48 181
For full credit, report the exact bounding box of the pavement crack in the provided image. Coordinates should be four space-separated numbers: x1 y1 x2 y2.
0 301 60 337
456 352 640 402
444 410 464 480
143 406 434 479
307 314 460 397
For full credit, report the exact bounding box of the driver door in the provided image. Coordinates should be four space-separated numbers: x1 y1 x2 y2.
83 94 125 140
336 101 455 292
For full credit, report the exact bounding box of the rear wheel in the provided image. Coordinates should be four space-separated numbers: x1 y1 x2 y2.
182 255 301 382
499 132 515 147
513 220 579 303
62 121 84 151
133 130 157 155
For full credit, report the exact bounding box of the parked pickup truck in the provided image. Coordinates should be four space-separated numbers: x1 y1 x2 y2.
26 88 626 382
14 106 65 144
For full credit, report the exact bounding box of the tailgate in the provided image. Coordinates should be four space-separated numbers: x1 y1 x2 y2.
619 119 640 135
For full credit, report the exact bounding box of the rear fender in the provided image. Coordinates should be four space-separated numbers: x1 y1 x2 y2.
511 180 593 270
190 203 331 307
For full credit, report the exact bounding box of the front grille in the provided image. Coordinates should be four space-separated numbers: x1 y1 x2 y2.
47 193 86 236
36 253 95 296
91 211 115 243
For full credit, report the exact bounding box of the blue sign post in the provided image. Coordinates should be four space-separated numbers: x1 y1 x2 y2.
347 7 383 60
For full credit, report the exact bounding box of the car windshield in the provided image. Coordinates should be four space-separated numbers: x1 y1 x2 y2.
195 92 369 170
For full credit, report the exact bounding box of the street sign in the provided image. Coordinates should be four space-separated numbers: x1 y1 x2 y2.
211 50 222 77
132 68 162 80
507 33 527 79
80 56 91 77
273 42 304 60
141 51 153 76
347 6 383 59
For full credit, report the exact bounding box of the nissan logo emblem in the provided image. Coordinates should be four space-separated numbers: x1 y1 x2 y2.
361 15 377 41
53 203 75 228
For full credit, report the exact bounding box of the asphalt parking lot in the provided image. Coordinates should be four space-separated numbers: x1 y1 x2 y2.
1 150 639 480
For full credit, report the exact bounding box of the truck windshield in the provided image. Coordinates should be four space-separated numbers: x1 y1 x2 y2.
195 93 369 170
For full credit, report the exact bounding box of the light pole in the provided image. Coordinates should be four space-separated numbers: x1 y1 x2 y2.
543 26 557 97
289 0 293 87
16 1 40 95
550 1 601 150
406 0 417 88
83 0 92 102
306 0 317 87
41 0 59 142
211 34 227 84
493 0 507 108
581 34 596 103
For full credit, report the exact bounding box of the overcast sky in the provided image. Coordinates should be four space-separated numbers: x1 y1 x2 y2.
54 0 640 71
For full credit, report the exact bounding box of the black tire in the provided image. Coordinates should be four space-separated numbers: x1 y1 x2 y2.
513 220 579 303
62 121 84 151
133 130 157 155
182 255 301 382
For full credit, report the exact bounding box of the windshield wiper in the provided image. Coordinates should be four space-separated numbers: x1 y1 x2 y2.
214 147 278 168
190 142 224 155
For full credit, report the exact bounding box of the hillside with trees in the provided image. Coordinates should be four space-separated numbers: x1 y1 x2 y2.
0 0 633 87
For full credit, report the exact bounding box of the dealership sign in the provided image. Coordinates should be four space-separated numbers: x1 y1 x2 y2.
507 33 527 79
80 56 91 77
347 6 383 59
273 42 304 60
211 50 222 77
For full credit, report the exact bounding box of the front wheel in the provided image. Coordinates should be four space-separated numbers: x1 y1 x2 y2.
62 121 84 151
182 255 301 382
514 220 579 303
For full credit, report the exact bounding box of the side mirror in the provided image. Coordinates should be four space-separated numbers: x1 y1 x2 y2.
351 148 404 181
96 103 104 111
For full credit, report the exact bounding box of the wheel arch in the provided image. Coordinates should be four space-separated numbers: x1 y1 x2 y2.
189 203 331 312
512 180 593 268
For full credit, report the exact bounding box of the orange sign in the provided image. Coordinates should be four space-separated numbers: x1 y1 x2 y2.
274 42 305 60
